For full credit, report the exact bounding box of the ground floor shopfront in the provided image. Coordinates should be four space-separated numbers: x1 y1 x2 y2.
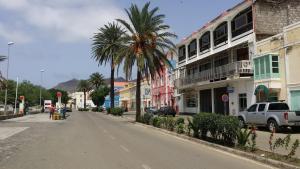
176 79 255 115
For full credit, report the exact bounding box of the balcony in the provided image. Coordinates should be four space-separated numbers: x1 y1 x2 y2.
175 60 253 88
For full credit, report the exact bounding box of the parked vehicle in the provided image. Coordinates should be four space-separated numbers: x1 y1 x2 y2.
145 107 158 115
157 106 176 117
238 102 300 132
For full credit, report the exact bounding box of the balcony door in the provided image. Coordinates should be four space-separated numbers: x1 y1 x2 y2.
200 89 212 113
214 87 229 115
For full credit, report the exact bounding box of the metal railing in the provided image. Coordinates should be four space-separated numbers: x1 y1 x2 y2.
175 60 253 88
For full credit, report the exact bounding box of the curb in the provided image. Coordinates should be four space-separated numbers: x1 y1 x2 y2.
106 114 300 169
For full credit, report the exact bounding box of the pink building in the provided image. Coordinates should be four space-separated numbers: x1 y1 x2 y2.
151 55 176 110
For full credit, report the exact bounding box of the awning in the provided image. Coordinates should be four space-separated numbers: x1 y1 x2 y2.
254 85 269 96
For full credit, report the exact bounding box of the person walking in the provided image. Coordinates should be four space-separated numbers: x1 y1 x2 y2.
49 104 55 119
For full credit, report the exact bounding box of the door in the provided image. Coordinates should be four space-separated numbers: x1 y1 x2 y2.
214 87 229 115
256 103 266 124
291 91 300 111
200 89 212 113
246 104 258 124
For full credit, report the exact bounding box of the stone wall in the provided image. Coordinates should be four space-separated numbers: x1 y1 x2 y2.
254 0 300 41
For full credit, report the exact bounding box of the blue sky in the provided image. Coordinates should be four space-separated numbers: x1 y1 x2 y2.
0 0 241 88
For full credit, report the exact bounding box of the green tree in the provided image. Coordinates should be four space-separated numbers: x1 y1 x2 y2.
0 80 16 104
91 22 125 109
90 86 109 108
89 72 105 89
0 56 7 90
77 80 92 109
117 2 177 121
48 89 70 105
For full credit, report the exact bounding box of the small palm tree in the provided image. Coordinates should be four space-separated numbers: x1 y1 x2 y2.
77 80 92 109
117 2 177 121
91 22 125 109
89 72 105 89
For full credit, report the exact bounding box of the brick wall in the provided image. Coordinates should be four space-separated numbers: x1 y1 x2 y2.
254 0 300 41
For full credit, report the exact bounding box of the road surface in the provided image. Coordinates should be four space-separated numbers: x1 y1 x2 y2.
0 111 276 169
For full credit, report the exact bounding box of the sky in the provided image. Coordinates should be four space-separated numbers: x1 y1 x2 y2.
0 0 242 88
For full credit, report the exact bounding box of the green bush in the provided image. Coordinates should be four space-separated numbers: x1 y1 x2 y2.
236 128 251 149
141 112 153 124
165 116 176 131
176 123 185 134
106 108 111 114
175 117 185 125
110 107 124 116
152 116 162 128
188 113 239 145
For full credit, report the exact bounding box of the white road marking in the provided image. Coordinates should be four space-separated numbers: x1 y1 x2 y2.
142 164 151 169
120 145 130 152
109 135 115 140
0 127 29 140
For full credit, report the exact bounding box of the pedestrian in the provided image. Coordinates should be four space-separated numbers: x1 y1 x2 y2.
49 104 55 119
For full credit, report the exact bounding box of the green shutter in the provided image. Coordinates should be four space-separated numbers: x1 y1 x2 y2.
291 91 300 111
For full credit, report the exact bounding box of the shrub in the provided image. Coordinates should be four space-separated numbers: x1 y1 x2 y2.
152 116 162 128
176 123 185 134
175 117 185 125
188 115 201 138
106 108 111 114
110 108 124 116
165 116 176 131
142 112 153 125
236 128 251 149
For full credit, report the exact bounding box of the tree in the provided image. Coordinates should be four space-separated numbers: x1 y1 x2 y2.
0 56 6 90
91 22 125 109
117 2 177 121
48 89 70 105
89 72 105 89
90 86 109 108
77 80 91 109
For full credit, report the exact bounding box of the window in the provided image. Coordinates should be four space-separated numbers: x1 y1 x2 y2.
268 103 289 111
258 104 266 111
199 62 211 72
178 46 186 62
260 57 265 74
188 39 197 57
214 22 228 46
186 95 197 107
239 93 247 111
199 32 210 52
236 47 249 61
248 104 257 112
254 59 259 76
231 7 253 38
214 56 229 67
272 55 279 73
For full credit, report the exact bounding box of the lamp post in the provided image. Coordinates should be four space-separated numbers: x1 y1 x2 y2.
39 69 45 108
4 41 15 115
14 77 19 114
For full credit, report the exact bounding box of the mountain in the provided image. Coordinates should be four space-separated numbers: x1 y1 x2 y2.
53 77 127 93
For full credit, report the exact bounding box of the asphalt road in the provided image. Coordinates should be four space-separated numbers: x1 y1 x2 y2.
0 111 276 169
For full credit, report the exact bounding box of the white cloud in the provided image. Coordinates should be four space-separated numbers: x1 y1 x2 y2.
0 23 32 44
0 0 126 43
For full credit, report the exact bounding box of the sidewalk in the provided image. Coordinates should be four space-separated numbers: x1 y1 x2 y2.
4 113 61 123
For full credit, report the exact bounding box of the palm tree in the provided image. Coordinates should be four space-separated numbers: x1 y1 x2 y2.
89 72 105 89
0 56 6 90
117 2 177 121
77 80 92 109
91 22 125 109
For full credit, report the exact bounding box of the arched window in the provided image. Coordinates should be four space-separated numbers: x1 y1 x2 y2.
199 32 210 52
231 7 253 38
178 45 186 62
214 22 228 46
188 39 197 58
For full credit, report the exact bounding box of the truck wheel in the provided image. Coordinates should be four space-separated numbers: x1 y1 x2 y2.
238 117 246 128
267 119 279 132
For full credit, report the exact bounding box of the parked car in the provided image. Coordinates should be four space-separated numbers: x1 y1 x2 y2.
157 106 176 117
238 102 300 132
145 107 158 115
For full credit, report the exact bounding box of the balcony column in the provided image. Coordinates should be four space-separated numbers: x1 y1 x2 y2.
210 30 214 54
211 88 215 113
227 20 232 46
185 44 188 63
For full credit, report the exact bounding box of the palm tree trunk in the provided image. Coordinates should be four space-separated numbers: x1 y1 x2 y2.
84 91 86 109
110 58 115 109
136 70 141 122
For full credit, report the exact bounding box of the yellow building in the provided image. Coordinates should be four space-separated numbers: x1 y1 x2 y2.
255 21 300 110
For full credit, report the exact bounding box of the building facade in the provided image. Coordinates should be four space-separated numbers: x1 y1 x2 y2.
174 0 300 115
151 55 177 109
255 21 300 111
71 91 96 109
104 81 128 108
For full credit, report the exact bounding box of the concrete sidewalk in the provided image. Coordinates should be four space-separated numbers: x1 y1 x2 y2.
4 113 63 123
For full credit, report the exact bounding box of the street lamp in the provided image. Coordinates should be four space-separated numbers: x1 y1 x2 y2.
4 41 15 115
39 69 45 108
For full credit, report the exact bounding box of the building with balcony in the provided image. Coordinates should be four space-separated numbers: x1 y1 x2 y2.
174 0 300 115
255 21 300 111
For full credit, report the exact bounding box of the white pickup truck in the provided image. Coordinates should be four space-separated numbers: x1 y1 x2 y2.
238 102 300 132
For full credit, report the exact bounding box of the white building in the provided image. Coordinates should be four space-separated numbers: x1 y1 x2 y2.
70 92 96 109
